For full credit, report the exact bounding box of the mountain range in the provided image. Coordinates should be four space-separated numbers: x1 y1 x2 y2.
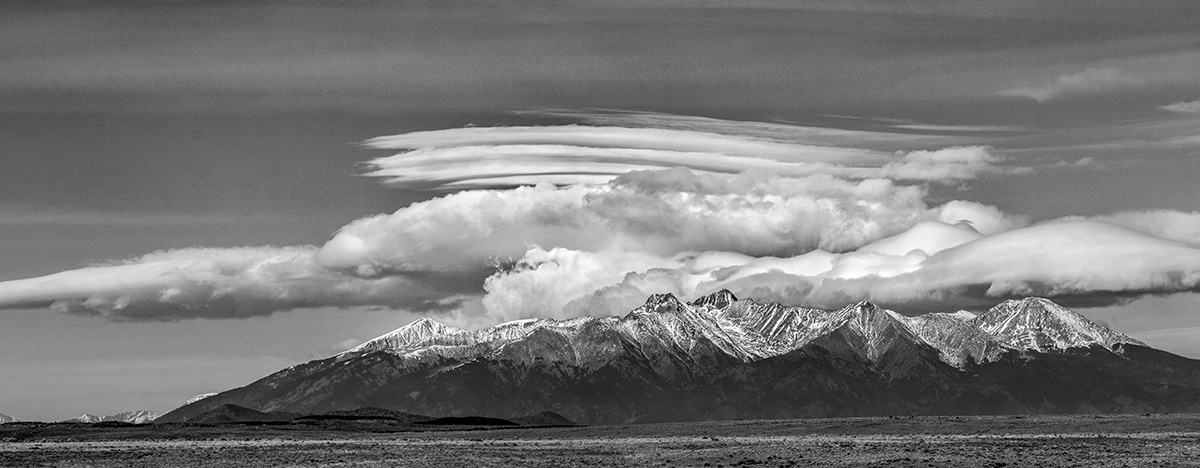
159 293 1200 425
64 410 164 424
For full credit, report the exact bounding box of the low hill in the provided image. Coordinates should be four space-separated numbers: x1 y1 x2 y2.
511 411 576 426
184 404 287 424
417 416 517 426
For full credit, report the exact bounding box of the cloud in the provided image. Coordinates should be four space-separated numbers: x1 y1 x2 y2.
0 246 477 321
1074 211 1200 245
0 167 1022 321
1160 100 1200 114
512 109 990 149
481 219 1200 319
317 169 1028 279
998 68 1144 102
362 125 1012 189
0 110 1196 323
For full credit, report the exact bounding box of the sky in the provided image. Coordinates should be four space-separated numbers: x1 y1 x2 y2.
0 0 1198 421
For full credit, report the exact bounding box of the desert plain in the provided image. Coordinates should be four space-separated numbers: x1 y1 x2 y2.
3 413 1200 467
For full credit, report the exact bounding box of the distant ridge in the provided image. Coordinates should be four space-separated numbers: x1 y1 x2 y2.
62 410 164 424
510 411 577 426
416 416 517 426
184 404 288 424
295 407 431 424
0 413 18 424
160 295 1200 425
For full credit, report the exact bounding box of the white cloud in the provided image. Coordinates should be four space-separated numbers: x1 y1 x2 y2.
1073 210 1200 246
512 109 983 149
316 170 979 278
998 68 1144 102
362 125 1010 189
0 111 1196 323
480 219 1200 319
1159 100 1200 114
0 246 477 321
0 167 1025 321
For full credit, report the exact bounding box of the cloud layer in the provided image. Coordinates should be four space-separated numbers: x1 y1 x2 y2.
1160 100 1200 114
1 113 1198 322
0 247 474 321
363 125 1009 190
998 68 1143 102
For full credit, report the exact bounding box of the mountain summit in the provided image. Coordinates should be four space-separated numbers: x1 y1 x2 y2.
160 294 1200 424
974 297 1145 352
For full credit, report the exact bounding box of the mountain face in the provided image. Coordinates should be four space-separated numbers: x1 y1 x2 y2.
0 413 17 424
159 294 1200 425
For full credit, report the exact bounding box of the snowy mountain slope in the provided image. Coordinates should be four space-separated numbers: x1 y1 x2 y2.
897 311 1009 367
973 297 1145 353
187 393 218 405
0 413 17 423
340 293 1148 371
160 294 1200 424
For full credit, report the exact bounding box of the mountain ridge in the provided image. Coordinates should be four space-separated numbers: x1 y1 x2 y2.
64 410 164 424
158 293 1200 425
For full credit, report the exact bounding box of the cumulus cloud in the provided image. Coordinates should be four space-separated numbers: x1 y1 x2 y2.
1159 100 1200 114
481 219 1200 319
316 169 1023 278
998 68 1144 102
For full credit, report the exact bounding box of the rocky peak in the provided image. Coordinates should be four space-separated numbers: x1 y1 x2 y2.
973 297 1144 352
344 317 461 355
690 289 738 309
629 293 688 316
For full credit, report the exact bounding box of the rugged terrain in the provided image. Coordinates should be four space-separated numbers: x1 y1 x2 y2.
160 294 1200 425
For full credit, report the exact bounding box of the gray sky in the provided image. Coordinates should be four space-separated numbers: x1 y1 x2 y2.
1 0 1198 420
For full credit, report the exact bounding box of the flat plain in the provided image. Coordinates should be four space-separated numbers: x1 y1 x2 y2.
3 414 1200 467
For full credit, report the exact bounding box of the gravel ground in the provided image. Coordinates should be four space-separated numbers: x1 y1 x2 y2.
3 414 1199 467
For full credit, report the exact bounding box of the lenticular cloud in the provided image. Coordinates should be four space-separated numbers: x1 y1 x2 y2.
1 113 1199 322
362 125 1006 189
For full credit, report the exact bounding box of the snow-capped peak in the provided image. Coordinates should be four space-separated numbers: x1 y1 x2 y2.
187 392 218 405
346 317 463 354
62 410 164 424
945 310 977 321
628 293 687 316
101 410 164 424
0 412 19 423
690 289 738 309
973 297 1144 352
336 295 1146 376
68 414 102 423
794 301 927 363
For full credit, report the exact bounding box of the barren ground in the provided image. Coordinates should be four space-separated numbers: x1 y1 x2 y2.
3 414 1200 467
